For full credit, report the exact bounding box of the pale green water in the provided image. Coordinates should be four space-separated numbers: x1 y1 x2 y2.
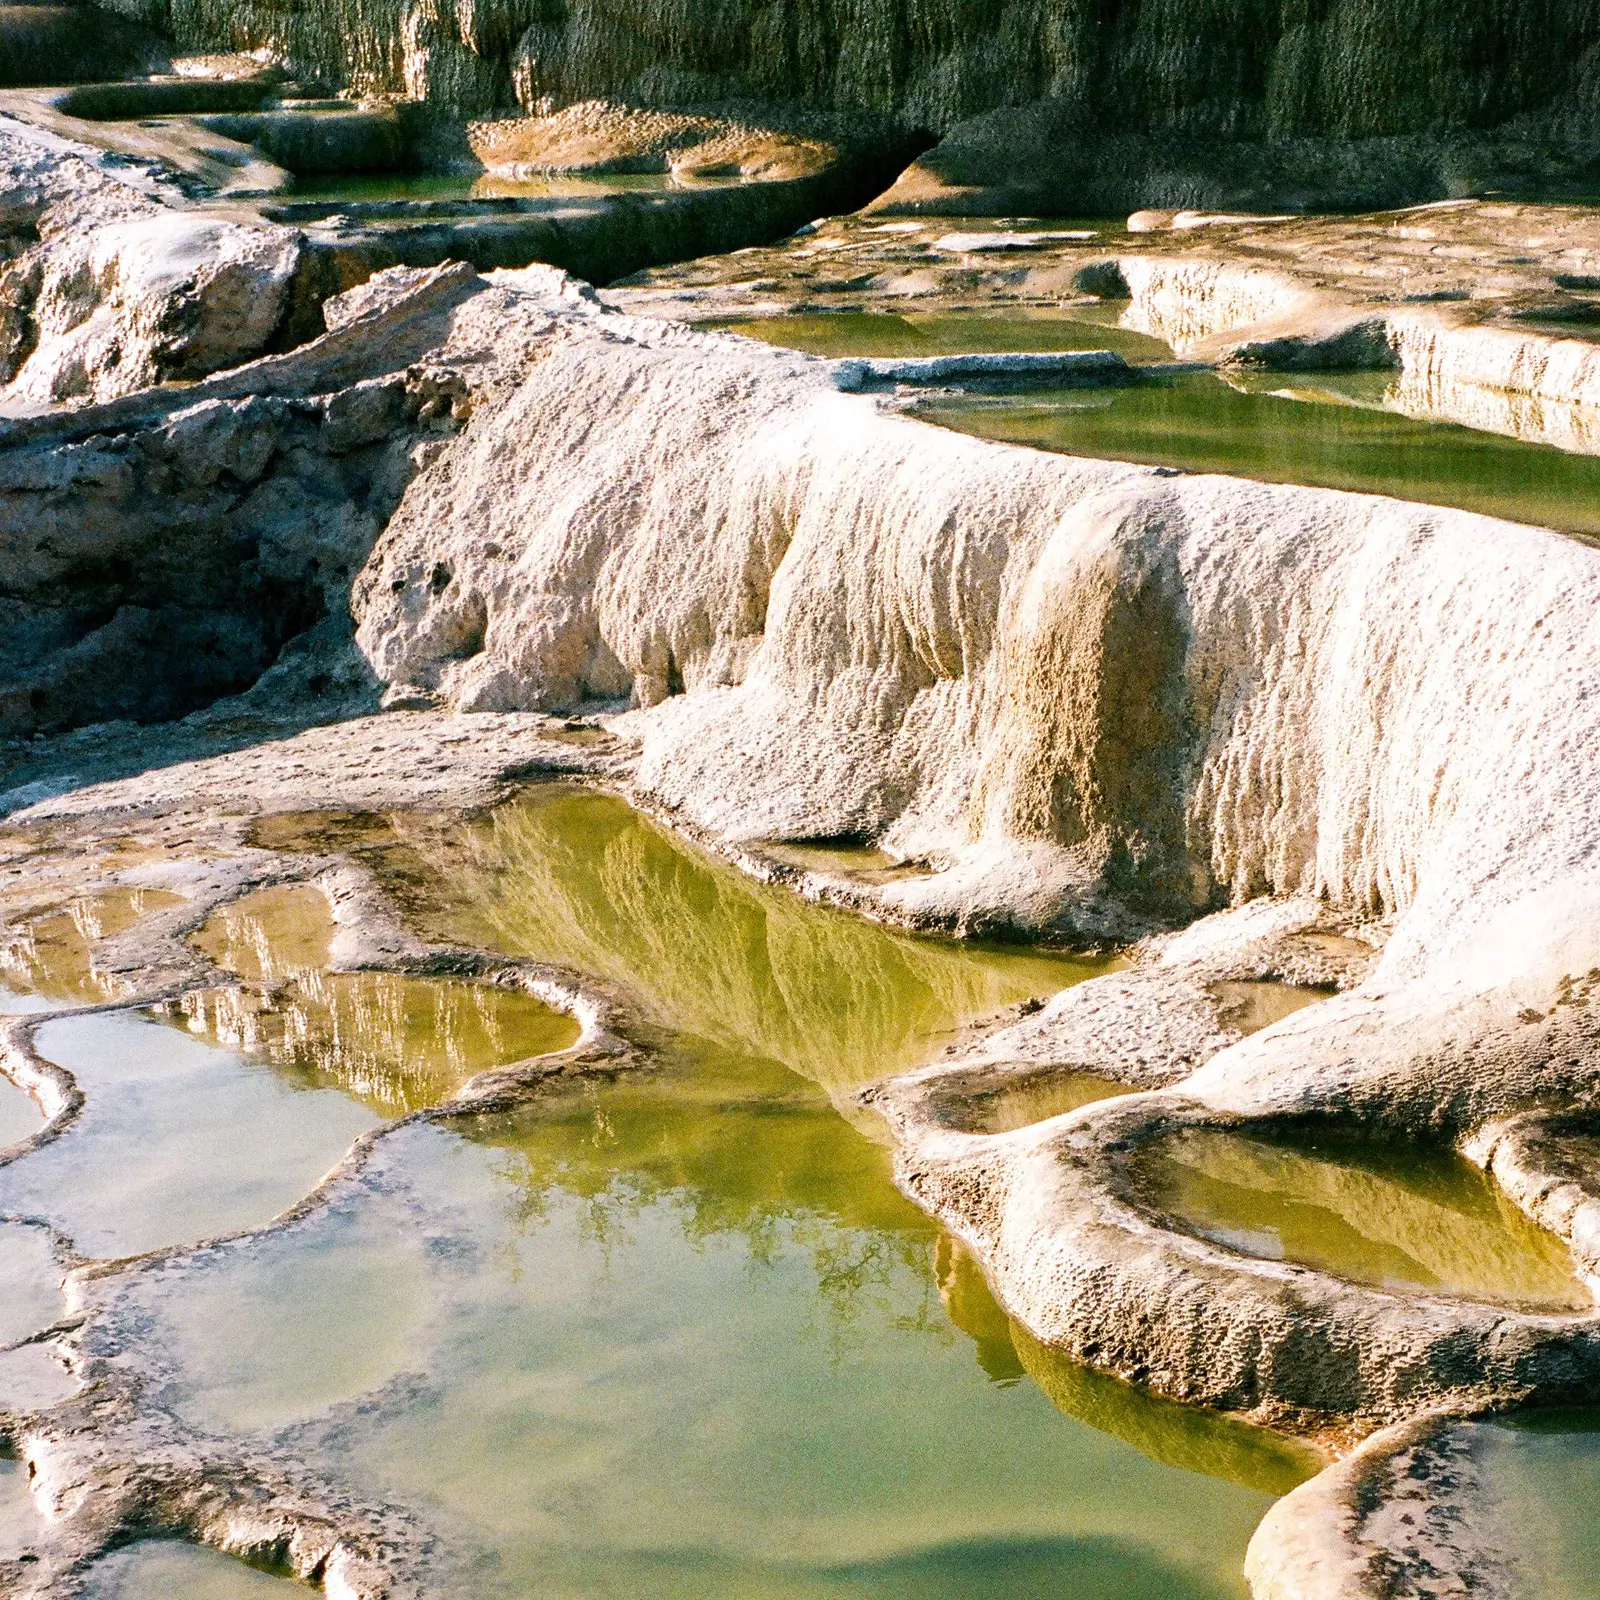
82 1540 298 1598
0 1011 379 1259
0 1451 37 1566
83 786 1318 1598
1138 1127 1588 1310
0 1076 39 1145
918 370 1600 538
0 1221 61 1344
711 308 1172 365
1479 1412 1600 1598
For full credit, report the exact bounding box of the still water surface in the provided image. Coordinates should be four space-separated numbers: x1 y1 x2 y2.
83 788 1316 1596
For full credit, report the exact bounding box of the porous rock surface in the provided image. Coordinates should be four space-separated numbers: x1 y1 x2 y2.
0 117 306 408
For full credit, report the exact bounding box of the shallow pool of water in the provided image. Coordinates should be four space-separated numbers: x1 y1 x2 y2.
1137 1127 1588 1310
186 884 580 1113
321 787 1107 1095
954 1069 1134 1134
711 308 1173 365
1211 981 1332 1037
0 1011 378 1259
917 370 1600 538
0 1075 40 1146
760 838 938 886
0 888 184 1011
1479 1411 1600 1599
82 786 1319 1596
0 1221 61 1344
119 1067 1314 1598
0 1451 37 1565
81 1540 299 1599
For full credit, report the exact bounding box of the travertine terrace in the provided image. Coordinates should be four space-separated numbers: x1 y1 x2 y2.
4 7 1600 1598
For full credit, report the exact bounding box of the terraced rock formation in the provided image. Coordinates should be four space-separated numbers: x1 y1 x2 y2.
9 78 1600 1597
101 0 1600 208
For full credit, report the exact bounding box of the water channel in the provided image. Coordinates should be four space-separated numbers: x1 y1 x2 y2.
1136 1126 1587 1310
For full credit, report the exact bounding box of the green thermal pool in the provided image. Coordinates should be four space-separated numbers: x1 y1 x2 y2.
917 370 1600 538
711 308 1173 365
1478 1412 1600 1599
1137 1126 1588 1310
81 1540 297 1599
33 786 1330 1597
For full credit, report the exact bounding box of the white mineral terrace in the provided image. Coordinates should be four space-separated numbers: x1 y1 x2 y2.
5 55 1600 1597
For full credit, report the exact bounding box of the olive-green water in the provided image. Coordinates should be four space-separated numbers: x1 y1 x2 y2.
1138 1127 1587 1310
69 787 1320 1597
1479 1412 1600 1598
917 370 1600 538
81 1540 296 1599
711 308 1173 365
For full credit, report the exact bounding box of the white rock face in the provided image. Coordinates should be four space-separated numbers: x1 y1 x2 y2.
354 300 1600 967
0 118 304 408
5 214 302 407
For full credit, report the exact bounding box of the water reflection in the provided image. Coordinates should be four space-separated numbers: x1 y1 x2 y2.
0 888 183 1010
106 787 1316 1598
183 884 580 1113
711 310 1172 365
1137 1127 1588 1310
917 371 1600 539
0 1012 378 1259
1211 981 1331 1037
354 786 1108 1094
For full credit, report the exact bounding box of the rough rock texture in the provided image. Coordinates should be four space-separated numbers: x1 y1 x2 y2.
0 118 312 408
122 0 1600 137
99 0 1600 205
4 212 303 405
0 258 537 731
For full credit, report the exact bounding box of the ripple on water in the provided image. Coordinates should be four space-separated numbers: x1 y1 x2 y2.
99 787 1315 1600
1136 1126 1589 1311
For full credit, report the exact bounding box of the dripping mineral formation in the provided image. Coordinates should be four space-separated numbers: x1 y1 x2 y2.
4 7 1600 1600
